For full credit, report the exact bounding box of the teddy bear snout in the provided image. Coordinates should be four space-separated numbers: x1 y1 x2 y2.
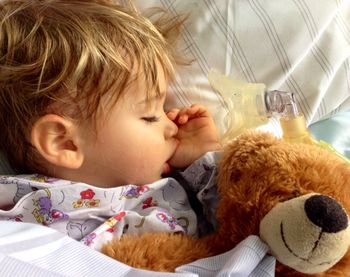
304 195 348 233
260 193 350 274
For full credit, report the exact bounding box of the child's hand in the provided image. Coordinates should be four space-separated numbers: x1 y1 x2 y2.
167 104 221 168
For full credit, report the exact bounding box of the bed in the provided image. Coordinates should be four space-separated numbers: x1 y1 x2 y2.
0 0 349 276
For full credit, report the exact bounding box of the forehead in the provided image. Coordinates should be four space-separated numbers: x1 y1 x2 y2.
97 58 169 118
128 59 168 102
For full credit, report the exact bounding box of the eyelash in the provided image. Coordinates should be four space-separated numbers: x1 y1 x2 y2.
142 116 161 123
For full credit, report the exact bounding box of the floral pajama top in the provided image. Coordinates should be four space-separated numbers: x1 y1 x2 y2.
0 152 220 251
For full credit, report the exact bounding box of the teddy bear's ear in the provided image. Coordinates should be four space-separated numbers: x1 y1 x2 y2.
232 131 279 149
221 131 280 164
218 131 280 185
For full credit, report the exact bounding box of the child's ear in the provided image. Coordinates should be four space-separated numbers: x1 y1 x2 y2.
31 114 84 169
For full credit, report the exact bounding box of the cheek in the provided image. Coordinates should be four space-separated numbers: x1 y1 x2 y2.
128 127 165 150
127 142 163 168
109 137 159 166
122 140 165 172
96 120 165 163
121 153 163 184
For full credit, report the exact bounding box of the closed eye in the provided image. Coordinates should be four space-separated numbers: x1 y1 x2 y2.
141 116 161 123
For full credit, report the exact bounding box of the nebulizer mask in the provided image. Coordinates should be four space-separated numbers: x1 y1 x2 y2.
208 69 349 164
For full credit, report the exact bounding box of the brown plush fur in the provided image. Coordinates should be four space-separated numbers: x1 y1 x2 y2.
102 131 350 276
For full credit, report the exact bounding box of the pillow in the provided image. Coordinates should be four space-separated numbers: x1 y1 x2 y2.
135 0 350 132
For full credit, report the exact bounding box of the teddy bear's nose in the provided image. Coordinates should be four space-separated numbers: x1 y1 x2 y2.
304 195 348 233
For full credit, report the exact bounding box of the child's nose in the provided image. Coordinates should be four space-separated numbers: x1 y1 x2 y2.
165 118 178 138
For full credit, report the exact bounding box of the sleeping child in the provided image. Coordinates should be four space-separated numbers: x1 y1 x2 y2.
0 0 222 260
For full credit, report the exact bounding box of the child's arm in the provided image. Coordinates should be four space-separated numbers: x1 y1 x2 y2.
166 104 221 169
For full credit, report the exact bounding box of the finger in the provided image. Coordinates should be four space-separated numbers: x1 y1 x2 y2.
166 108 180 121
177 106 190 116
186 104 210 118
177 114 189 124
172 104 210 124
174 107 191 124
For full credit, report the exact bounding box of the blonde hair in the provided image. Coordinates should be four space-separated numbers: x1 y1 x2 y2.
0 0 185 173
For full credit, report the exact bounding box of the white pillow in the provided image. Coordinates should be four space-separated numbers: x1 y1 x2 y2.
135 0 350 132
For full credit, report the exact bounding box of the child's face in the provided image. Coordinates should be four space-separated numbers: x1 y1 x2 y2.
79 65 179 188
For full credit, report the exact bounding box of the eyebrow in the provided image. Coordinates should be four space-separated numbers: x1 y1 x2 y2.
137 92 166 105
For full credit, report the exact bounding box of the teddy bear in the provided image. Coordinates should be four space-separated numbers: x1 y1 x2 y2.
102 131 350 276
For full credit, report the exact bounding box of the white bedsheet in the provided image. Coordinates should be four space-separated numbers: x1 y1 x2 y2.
0 222 274 277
